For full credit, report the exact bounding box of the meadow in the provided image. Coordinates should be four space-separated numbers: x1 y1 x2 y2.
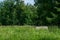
0 26 60 40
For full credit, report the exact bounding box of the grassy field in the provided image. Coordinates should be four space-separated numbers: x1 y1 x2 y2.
0 26 60 40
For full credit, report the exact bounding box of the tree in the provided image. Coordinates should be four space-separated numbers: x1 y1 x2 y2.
0 0 25 25
34 0 59 26
24 4 37 25
55 0 60 26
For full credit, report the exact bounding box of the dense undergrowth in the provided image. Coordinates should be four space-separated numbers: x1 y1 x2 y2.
0 26 60 40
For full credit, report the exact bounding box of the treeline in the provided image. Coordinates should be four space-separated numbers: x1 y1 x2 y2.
34 0 60 26
0 0 60 26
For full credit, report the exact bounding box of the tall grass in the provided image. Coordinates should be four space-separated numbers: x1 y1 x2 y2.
0 26 60 40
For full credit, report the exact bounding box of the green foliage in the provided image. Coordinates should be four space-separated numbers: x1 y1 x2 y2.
34 0 60 26
0 0 37 25
0 26 60 40
0 0 59 26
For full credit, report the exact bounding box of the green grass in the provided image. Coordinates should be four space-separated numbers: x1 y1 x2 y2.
0 26 60 40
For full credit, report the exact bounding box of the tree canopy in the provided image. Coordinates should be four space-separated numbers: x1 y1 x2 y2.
0 0 60 26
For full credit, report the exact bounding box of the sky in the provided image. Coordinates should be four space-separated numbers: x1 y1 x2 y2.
0 0 3 2
0 0 35 5
24 0 35 5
